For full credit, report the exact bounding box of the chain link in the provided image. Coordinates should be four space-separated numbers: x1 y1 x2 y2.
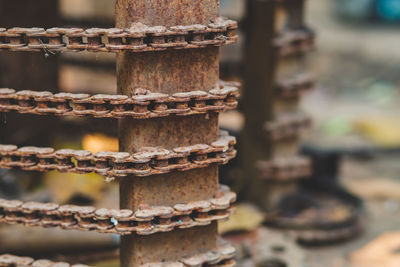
276 74 314 98
273 27 315 56
0 17 237 53
0 254 88 267
0 81 239 119
264 113 311 141
141 239 235 267
256 156 311 180
0 185 235 236
0 132 236 179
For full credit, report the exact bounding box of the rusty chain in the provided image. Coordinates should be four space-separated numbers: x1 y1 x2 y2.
264 113 311 141
0 17 237 53
276 74 314 98
0 81 239 119
0 131 236 179
0 185 235 236
141 239 235 267
0 254 88 267
274 28 315 56
0 239 235 267
256 156 311 180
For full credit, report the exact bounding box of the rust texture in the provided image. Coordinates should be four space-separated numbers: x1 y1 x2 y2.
0 188 235 235
0 20 238 53
116 0 230 266
0 254 88 267
242 0 313 210
0 134 236 178
0 82 239 119
115 0 219 27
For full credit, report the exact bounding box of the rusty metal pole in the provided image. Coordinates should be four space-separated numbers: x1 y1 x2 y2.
116 1 231 266
242 0 276 205
243 0 313 210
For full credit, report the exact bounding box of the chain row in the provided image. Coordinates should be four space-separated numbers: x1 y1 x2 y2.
0 186 235 236
256 156 311 180
274 28 315 57
264 113 311 141
0 254 88 267
0 81 239 119
0 17 237 53
0 132 236 179
0 240 235 267
142 239 235 267
0 242 235 267
276 74 314 98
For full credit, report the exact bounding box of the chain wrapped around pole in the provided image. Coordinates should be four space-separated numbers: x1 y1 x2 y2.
0 132 236 179
0 185 235 236
0 81 239 119
114 0 239 266
0 17 237 53
0 0 239 265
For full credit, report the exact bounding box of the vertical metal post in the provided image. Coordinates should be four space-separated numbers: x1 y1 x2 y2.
242 0 277 204
115 1 224 266
242 0 312 210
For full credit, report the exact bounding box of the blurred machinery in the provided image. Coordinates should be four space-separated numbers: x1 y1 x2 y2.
240 0 364 245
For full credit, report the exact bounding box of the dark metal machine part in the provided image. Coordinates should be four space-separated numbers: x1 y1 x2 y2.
240 0 363 245
242 0 285 208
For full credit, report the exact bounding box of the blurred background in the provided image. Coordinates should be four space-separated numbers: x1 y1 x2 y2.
1 0 400 266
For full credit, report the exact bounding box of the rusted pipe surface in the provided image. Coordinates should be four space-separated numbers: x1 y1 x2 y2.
116 0 223 265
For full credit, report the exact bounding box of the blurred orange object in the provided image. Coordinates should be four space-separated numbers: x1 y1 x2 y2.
350 231 400 267
82 133 118 153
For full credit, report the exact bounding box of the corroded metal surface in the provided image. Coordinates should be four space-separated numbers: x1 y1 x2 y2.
0 18 238 53
0 186 235 235
116 0 236 266
0 132 236 178
0 81 239 118
0 254 88 267
140 239 236 267
0 0 238 265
